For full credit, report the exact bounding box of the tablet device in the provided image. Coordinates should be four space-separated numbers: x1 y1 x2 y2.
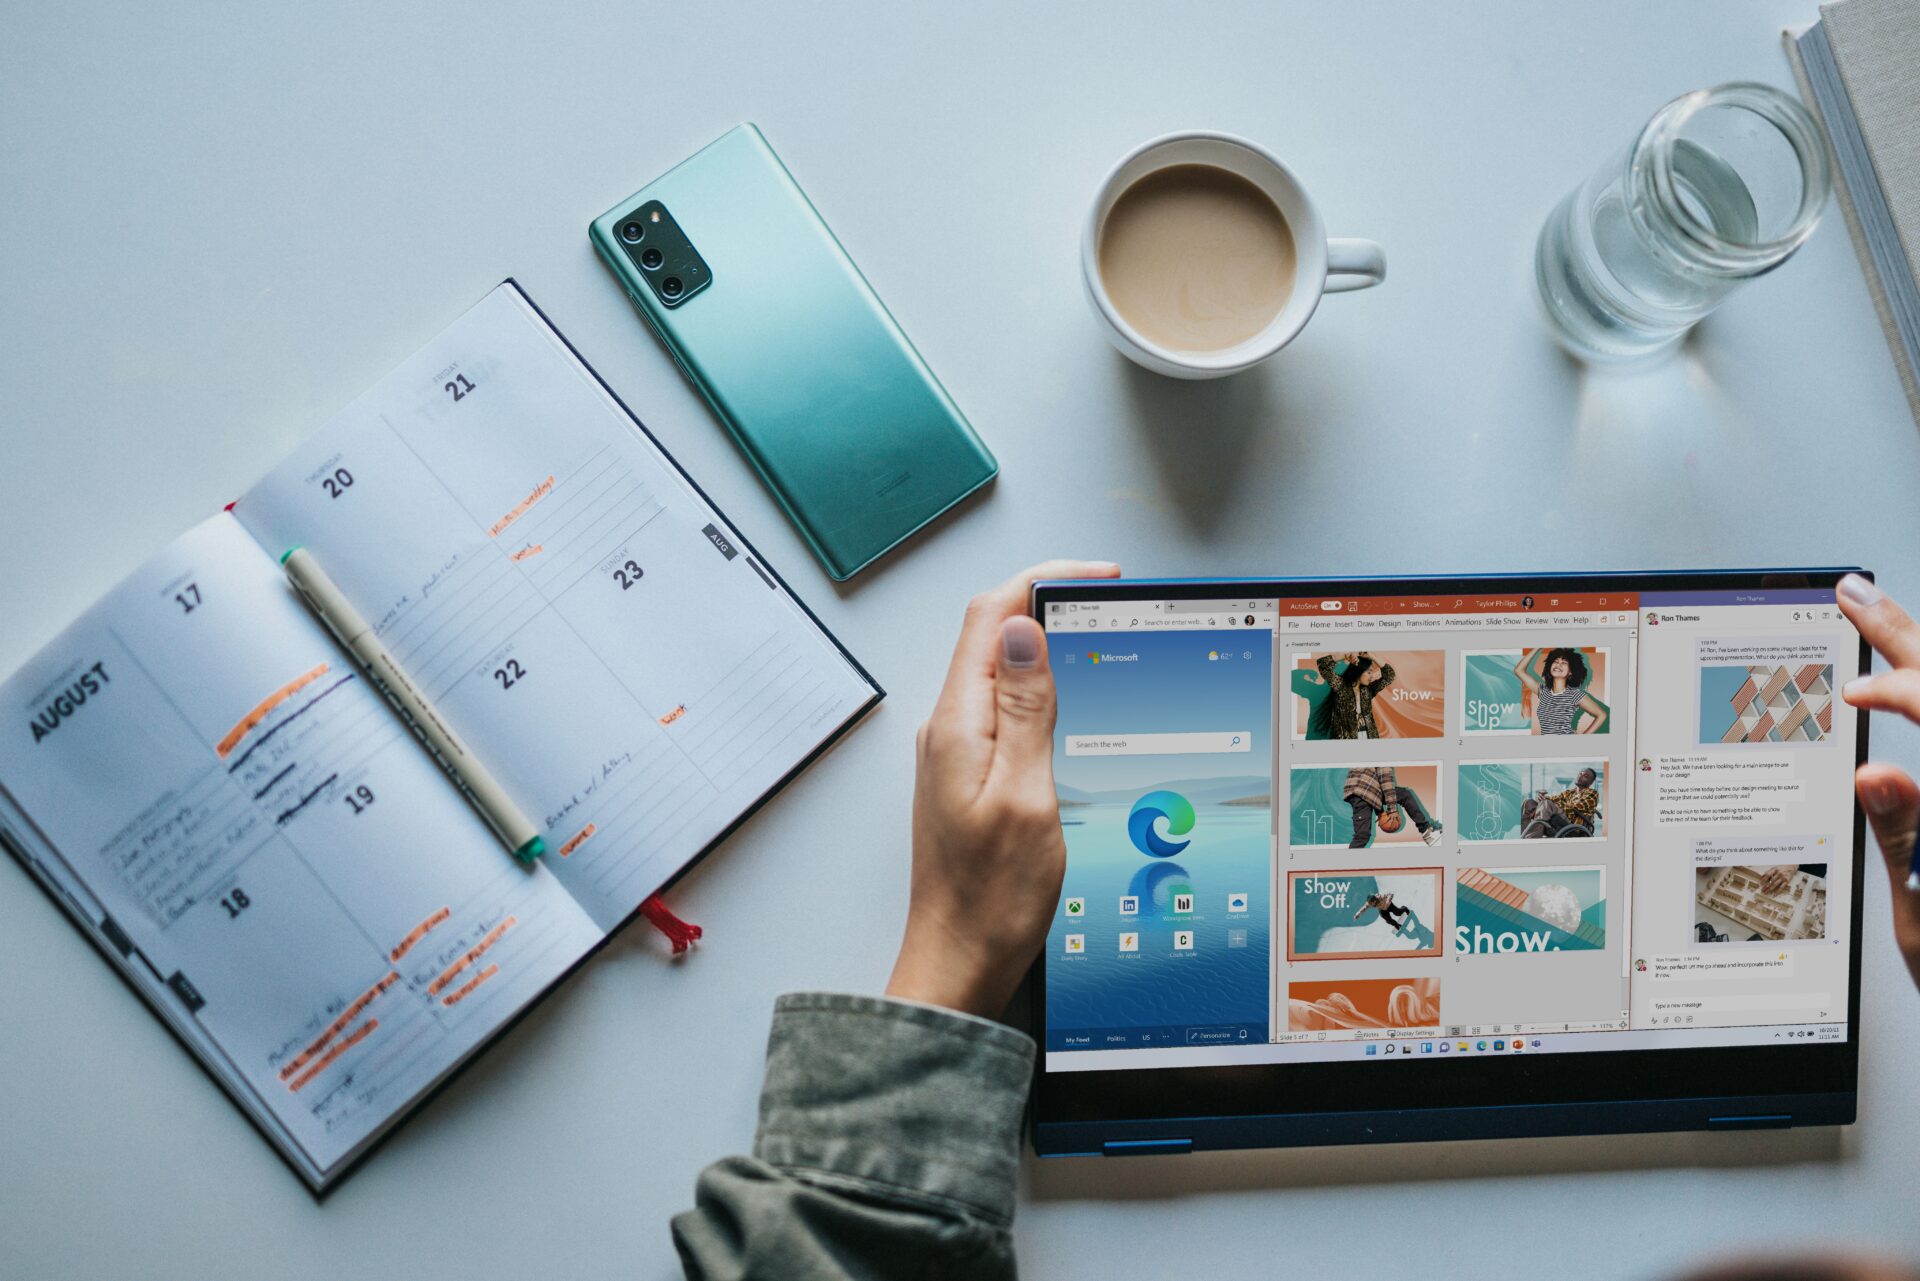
1029 570 1870 1156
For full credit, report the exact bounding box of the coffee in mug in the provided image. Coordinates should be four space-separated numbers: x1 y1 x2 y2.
1096 163 1297 353
1082 132 1385 379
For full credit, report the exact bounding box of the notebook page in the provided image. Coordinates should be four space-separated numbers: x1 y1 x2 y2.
233 283 876 931
0 513 603 1178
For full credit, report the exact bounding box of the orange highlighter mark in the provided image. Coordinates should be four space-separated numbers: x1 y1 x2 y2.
558 823 597 857
489 476 555 538
509 543 545 563
279 970 399 1082
427 916 516 996
288 1019 378 1093
442 964 499 1008
217 663 330 758
389 907 451 963
658 704 687 726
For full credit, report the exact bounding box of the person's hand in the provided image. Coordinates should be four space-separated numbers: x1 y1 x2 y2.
1836 573 1920 990
885 559 1120 1018
1759 864 1796 896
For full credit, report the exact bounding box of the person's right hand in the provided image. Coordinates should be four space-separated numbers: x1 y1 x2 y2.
1836 573 1920 990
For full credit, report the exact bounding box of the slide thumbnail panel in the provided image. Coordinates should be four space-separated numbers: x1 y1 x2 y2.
1287 867 1444 961
1289 763 1443 850
1457 759 1608 843
1460 646 1611 735
1455 865 1607 953
1290 650 1445 740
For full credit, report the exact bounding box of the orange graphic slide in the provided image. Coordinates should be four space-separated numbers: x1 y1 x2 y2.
1287 977 1440 1031
217 662 330 758
1292 651 1445 740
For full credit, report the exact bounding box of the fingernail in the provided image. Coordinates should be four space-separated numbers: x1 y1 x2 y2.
1088 561 1120 574
1844 676 1872 702
1002 618 1041 668
1863 777 1898 816
1838 574 1883 607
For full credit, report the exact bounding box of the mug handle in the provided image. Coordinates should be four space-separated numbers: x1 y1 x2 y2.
1325 238 1386 293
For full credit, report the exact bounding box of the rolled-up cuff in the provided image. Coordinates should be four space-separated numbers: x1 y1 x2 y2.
753 992 1036 1227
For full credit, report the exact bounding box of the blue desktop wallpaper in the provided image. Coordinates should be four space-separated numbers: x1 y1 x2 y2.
1046 628 1274 1049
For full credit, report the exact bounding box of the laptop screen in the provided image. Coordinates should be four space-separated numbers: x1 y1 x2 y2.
1040 582 1858 1071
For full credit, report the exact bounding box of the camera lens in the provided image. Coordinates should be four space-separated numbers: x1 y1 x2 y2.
640 247 664 270
662 276 684 298
619 220 645 245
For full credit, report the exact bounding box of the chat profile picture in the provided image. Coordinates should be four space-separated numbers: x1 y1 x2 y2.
1639 757 1651 772
1635 958 1647 972
1522 595 1534 610
1647 612 1659 626
1244 614 1255 626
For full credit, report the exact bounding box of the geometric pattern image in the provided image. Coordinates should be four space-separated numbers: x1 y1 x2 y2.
1287 977 1441 1032
1698 664 1833 744
1694 865 1828 943
1455 866 1606 953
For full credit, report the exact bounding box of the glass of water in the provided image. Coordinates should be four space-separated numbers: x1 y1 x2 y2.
1536 81 1832 363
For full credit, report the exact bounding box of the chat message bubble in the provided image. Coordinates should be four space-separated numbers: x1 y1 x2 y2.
1696 637 1839 666
1653 755 1803 825
1693 834 1832 867
1641 952 1796 981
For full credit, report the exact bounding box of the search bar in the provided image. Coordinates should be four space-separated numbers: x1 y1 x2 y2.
1065 732 1253 756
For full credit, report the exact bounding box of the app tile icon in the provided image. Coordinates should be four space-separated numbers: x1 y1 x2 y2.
1384 1043 1397 1054
1227 891 1249 914
1064 934 1084 954
1118 932 1139 953
1173 930 1194 951
1118 895 1139 915
1476 1041 1487 1051
1173 893 1194 915
1226 928 1247 948
1439 1042 1451 1053
1421 1042 1433 1053
1457 1042 1469 1052
1365 1044 1378 1055
1494 1040 1506 1051
1064 897 1084 918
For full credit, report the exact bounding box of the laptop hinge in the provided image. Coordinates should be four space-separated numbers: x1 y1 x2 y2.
1706 1114 1792 1131
1102 1138 1192 1156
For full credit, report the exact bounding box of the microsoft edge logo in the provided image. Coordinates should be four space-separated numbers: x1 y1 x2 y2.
1128 790 1194 858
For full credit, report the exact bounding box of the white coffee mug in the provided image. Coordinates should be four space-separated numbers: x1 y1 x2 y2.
1082 131 1386 379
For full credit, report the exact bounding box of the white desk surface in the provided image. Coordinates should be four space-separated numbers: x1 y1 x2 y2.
4 2 1918 1276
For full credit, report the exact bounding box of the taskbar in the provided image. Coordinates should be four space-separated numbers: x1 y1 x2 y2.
1044 1020 1846 1072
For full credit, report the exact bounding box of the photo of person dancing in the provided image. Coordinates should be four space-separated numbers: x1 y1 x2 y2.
1520 767 1601 837
1318 652 1395 739
1513 647 1609 734
1344 765 1443 847
1353 891 1421 937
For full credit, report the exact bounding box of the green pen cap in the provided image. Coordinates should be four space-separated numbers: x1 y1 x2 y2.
513 835 547 864
279 546 301 565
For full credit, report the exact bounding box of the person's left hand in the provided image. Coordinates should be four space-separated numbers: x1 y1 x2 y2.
885 559 1120 1018
1759 864 1796 895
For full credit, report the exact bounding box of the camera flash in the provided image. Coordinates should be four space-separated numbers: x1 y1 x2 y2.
650 210 662 223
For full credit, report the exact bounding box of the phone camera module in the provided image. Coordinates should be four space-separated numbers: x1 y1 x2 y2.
619 220 646 245
640 247 664 270
661 276 684 299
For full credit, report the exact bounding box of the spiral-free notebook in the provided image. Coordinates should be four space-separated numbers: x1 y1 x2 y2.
0 281 881 1191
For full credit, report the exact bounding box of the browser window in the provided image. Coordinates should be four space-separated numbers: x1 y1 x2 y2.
1041 587 1859 1072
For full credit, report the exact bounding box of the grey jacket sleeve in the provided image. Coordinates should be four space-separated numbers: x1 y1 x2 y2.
672 992 1035 1281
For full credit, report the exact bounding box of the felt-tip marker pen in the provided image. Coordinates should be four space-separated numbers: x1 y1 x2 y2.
281 546 546 865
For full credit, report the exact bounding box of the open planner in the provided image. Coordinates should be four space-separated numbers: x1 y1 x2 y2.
0 282 881 1190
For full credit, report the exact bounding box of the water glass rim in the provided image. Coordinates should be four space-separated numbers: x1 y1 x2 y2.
1633 81 1832 271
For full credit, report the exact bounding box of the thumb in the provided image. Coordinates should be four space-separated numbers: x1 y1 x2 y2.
1858 763 1920 981
991 615 1057 782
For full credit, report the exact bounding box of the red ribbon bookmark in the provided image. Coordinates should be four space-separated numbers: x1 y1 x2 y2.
640 894 703 955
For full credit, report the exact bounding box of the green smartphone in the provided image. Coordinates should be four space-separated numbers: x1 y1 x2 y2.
590 123 997 581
